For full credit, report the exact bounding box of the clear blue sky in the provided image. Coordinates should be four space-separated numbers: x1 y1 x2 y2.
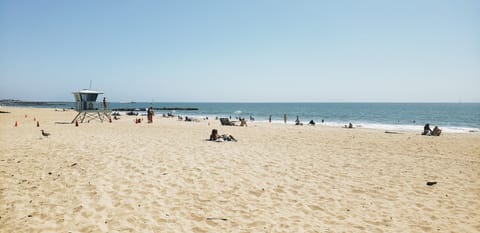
1 0 479 102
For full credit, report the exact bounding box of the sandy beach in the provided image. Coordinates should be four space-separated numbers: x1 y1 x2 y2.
1 107 479 232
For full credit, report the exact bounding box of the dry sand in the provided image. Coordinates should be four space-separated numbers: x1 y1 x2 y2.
1 107 479 232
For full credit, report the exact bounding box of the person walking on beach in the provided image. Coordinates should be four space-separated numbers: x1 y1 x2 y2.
284 114 287 124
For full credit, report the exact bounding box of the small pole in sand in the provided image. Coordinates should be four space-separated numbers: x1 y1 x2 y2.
75 120 79 127
37 121 40 127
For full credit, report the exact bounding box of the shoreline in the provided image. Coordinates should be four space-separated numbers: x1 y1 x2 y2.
2 106 479 134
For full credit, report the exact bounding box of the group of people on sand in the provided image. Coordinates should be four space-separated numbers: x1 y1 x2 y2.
422 124 442 136
293 116 318 126
204 120 443 144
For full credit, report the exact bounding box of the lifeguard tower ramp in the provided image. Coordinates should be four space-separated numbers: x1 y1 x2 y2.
71 89 111 123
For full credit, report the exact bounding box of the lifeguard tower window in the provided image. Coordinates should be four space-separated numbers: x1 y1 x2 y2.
82 93 98 101
81 93 98 110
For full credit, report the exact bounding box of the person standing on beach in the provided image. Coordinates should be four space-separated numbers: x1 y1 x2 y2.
103 97 108 110
150 108 154 123
147 108 151 123
284 114 287 124
147 107 154 123
269 115 272 123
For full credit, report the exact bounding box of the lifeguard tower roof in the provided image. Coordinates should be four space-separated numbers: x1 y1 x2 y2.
72 89 104 105
72 89 104 94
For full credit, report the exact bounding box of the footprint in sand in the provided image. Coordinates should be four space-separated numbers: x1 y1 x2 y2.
206 220 219 227
308 204 325 211
249 190 263 197
247 221 267 228
192 227 208 233
73 205 83 213
190 213 204 222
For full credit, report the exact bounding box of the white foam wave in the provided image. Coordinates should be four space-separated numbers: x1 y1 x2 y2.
255 119 479 133
327 122 479 133
152 112 479 134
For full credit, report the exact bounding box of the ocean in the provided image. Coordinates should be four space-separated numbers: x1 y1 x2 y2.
5 102 479 133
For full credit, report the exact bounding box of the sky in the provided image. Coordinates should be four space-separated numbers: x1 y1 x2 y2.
0 0 479 102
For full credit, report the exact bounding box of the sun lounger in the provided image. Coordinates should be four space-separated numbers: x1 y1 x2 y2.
220 118 236 126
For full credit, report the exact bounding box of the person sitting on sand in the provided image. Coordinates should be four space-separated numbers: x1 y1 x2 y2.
432 126 442 136
240 118 247 127
210 129 220 141
209 129 237 142
309 120 315 126
295 116 303 125
422 124 432 135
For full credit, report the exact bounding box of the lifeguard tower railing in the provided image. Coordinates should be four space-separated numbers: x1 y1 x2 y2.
71 90 111 123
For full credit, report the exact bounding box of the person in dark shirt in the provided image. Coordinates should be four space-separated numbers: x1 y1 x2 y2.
422 124 432 135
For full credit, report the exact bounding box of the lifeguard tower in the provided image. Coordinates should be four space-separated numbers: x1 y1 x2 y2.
71 89 111 123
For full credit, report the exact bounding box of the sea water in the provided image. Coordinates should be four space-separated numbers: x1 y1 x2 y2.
154 103 479 133
10 102 480 133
